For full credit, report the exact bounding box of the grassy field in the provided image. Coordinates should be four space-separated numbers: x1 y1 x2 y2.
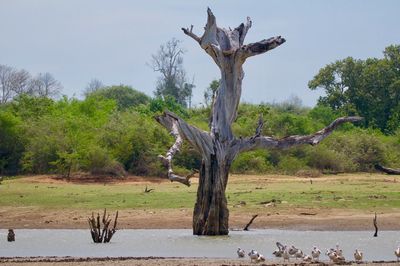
0 173 399 213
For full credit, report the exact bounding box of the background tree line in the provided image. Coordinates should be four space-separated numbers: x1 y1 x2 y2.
0 44 399 178
0 65 62 103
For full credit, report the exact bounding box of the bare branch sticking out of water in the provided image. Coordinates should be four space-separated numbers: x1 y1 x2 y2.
88 209 118 243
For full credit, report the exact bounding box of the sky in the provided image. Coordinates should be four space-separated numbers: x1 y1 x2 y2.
0 0 399 107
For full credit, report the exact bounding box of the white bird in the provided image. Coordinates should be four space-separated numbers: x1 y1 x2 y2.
273 242 284 257
395 247 400 261
354 249 363 262
237 247 245 258
248 249 260 263
257 254 266 262
288 245 299 256
283 246 290 262
272 248 283 257
333 253 345 264
326 249 337 262
303 254 313 262
295 249 304 259
335 244 343 256
311 246 321 261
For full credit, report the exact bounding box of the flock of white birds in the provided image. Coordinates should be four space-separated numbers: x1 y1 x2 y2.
236 243 400 263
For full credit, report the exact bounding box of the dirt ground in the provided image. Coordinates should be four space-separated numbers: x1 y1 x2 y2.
2 205 400 231
1 174 400 230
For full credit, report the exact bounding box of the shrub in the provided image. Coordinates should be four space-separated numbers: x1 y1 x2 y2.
306 145 353 173
277 156 308 174
231 150 272 174
322 129 387 171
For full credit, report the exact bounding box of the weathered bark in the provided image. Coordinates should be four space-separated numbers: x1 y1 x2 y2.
156 8 362 235
193 156 230 235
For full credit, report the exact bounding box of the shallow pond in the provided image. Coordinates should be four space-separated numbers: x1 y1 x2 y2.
0 229 399 261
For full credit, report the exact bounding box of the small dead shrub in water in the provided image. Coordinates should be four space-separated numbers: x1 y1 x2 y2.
88 209 118 243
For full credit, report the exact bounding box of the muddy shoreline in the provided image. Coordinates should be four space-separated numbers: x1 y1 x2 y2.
1 257 399 265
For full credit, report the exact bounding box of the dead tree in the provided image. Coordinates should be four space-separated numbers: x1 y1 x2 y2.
156 8 362 235
375 164 400 175
88 209 118 243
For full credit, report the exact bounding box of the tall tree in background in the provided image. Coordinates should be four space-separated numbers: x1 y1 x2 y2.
84 78 104 96
29 72 63 98
0 65 32 103
156 8 361 236
150 38 194 107
309 45 400 133
204 79 219 107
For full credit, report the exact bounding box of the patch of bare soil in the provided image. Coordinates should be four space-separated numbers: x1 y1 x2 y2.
1 205 400 231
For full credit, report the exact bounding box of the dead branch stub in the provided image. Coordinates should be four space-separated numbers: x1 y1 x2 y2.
7 229 15 242
88 209 118 243
243 214 258 231
373 212 378 237
144 185 154 193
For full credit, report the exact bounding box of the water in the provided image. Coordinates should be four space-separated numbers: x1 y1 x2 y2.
0 229 399 261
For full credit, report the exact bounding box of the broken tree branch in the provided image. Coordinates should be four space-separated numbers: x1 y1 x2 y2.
240 36 286 59
243 214 258 231
373 212 378 237
238 116 363 153
235 16 252 46
144 185 154 193
181 25 201 44
156 111 213 186
251 114 264 140
375 164 400 175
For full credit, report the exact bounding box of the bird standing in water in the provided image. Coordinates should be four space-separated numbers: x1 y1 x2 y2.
354 249 363 262
237 247 245 258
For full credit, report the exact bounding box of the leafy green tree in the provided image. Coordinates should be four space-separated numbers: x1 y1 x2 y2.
204 79 219 107
0 111 23 174
309 45 400 133
87 85 150 110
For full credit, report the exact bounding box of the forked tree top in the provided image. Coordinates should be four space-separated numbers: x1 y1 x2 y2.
182 8 286 67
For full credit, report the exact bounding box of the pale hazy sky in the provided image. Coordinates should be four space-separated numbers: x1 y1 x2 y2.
0 0 399 107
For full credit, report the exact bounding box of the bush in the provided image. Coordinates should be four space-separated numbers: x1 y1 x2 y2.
83 146 126 177
306 145 354 173
325 130 386 171
277 156 308 174
231 150 272 174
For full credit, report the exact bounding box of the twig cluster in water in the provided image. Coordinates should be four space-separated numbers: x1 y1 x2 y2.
88 209 118 243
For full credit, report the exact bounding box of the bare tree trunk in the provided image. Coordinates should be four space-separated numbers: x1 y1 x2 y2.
155 8 362 236
193 157 230 235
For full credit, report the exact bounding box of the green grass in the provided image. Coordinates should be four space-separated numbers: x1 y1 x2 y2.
0 173 400 212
